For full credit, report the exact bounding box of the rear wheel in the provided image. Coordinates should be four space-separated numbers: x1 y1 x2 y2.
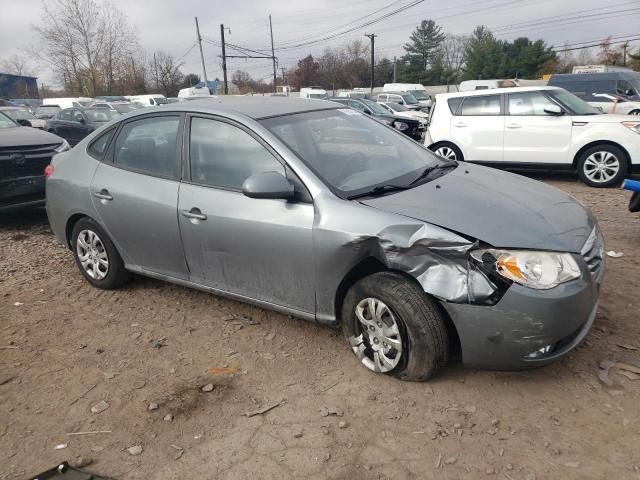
71 217 130 289
628 110 640 116
430 142 463 161
341 272 449 381
576 144 627 188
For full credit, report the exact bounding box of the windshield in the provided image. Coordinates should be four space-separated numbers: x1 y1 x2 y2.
261 109 441 197
401 93 419 105
409 90 429 101
0 112 18 129
361 99 388 115
36 106 60 115
84 109 120 122
387 102 409 112
111 103 136 113
153 97 168 105
549 89 601 115
4 109 35 120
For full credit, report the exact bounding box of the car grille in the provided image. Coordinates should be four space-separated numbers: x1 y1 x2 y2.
0 143 58 180
581 225 604 278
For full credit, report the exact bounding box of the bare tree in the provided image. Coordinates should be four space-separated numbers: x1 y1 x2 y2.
32 0 141 95
151 52 184 97
439 34 469 84
0 53 33 76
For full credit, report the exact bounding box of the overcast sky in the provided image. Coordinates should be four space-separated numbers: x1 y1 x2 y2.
1 0 639 86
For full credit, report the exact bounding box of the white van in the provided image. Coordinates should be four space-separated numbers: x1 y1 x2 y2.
42 97 94 109
177 86 211 100
383 83 432 109
300 87 328 99
459 79 519 92
125 94 168 107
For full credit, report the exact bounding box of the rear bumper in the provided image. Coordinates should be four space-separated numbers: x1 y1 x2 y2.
441 260 602 370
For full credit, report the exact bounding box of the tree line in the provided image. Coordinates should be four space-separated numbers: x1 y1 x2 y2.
1 2 639 96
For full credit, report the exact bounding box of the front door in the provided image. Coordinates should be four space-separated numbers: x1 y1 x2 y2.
178 115 315 313
503 91 572 165
90 114 189 279
450 94 504 161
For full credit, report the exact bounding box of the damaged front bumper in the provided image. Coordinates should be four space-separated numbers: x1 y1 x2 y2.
441 259 601 370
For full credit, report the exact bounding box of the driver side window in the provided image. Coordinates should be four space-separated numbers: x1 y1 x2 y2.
73 111 85 123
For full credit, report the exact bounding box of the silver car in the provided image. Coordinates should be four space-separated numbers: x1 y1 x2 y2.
46 97 604 381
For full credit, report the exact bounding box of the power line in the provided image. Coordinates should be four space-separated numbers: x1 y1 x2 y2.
553 37 640 53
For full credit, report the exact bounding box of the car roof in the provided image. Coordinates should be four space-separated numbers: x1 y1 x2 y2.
161 96 342 120
436 86 562 99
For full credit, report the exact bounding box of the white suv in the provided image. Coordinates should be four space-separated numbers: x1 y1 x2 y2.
426 86 640 187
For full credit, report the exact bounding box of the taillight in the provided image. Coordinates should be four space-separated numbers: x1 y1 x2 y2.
44 164 55 178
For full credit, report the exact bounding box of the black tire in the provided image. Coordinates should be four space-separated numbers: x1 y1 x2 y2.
628 110 640 116
341 272 449 381
576 144 628 188
71 217 130 289
430 142 464 161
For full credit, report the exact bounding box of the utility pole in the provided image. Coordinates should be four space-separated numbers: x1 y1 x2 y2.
269 15 277 93
622 41 629 67
365 33 377 92
153 52 159 90
393 56 397 83
194 17 209 86
220 24 229 95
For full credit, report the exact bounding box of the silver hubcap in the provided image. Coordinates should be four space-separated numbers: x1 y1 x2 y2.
76 229 109 280
435 146 457 160
349 298 403 373
583 151 620 183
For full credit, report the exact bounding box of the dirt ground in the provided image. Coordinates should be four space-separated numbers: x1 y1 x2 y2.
1 173 640 480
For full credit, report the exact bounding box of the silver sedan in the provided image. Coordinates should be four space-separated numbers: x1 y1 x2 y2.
46 97 603 381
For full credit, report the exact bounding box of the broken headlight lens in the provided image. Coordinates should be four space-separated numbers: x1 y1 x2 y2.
393 120 409 131
470 249 581 290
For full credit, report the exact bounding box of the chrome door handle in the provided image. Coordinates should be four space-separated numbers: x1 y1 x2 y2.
453 122 467 127
506 123 522 129
93 189 113 201
181 208 207 221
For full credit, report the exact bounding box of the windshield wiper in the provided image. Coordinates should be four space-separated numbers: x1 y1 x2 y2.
409 161 456 186
349 184 410 199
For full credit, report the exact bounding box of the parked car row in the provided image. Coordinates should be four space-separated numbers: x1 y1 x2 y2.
43 96 604 381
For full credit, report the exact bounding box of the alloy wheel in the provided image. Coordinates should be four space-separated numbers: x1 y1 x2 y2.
76 229 109 280
583 151 620 184
434 146 457 160
349 297 403 373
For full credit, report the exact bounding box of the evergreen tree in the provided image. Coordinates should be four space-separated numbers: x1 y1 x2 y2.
399 20 445 84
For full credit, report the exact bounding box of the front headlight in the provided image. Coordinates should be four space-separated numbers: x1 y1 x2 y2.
393 121 409 131
54 139 70 153
622 121 640 134
471 249 581 290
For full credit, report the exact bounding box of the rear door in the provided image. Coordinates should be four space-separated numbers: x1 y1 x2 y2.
503 91 572 165
178 114 315 313
90 113 189 279
450 94 504 161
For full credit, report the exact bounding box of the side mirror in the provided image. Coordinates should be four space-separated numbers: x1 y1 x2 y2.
242 171 294 200
626 89 634 97
16 119 31 127
364 109 372 115
544 104 563 116
78 117 86 124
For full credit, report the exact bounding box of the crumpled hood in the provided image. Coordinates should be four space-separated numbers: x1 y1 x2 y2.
0 126 64 147
360 163 595 253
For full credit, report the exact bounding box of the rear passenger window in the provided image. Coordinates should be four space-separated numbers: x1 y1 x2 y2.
508 91 556 116
460 95 501 116
447 98 463 114
88 129 115 159
189 117 284 190
113 116 179 178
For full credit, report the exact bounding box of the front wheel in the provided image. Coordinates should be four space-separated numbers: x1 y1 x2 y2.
628 110 640 116
430 142 463 161
341 272 449 381
576 144 628 188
